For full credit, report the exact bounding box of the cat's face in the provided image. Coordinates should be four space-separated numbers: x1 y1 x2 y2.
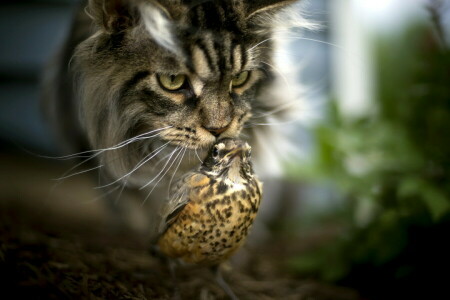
112 23 266 150
74 0 298 185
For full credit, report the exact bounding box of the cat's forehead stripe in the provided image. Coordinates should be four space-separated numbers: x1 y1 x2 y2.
191 36 246 78
186 0 248 76
192 45 213 78
189 0 228 31
232 45 243 74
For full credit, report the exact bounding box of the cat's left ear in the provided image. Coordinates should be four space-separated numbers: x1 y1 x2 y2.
87 0 140 33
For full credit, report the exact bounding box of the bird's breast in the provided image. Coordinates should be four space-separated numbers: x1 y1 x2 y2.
157 177 262 266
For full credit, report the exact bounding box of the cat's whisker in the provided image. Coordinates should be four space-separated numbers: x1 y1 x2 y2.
252 100 300 120
114 179 128 205
167 147 188 196
85 128 167 154
194 148 203 164
151 143 191 169
54 164 104 181
260 60 292 91
245 121 294 127
253 34 367 71
52 127 171 184
55 146 128 183
159 147 185 187
102 126 173 151
245 112 322 128
55 151 104 181
141 147 184 205
249 35 345 54
257 47 305 58
95 141 171 189
140 146 181 190
41 133 155 163
59 141 149 191
252 90 328 120
87 185 122 204
277 35 345 51
247 37 274 54
43 126 171 160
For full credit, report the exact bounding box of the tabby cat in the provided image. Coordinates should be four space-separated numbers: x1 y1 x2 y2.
42 0 313 233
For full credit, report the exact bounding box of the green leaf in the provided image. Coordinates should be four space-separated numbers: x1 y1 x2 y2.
422 184 450 222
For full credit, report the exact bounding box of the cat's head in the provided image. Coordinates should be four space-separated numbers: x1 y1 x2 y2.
74 0 307 185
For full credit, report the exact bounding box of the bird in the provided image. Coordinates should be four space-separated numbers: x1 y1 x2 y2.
154 138 263 299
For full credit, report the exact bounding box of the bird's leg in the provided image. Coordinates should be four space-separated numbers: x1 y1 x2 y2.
168 259 181 300
149 244 165 260
211 265 239 300
149 246 181 299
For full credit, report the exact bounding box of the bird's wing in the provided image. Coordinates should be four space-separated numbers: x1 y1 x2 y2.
157 173 194 235
156 171 212 238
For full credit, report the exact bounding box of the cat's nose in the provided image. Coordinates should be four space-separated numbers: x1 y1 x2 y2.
203 125 230 137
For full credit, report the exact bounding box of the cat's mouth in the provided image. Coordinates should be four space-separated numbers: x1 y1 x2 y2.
159 112 252 150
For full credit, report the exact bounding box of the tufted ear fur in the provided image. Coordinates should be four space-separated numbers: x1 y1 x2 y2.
86 0 140 33
244 0 316 35
139 1 179 52
245 0 297 19
87 0 179 52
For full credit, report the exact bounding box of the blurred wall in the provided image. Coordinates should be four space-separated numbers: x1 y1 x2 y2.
330 0 430 119
0 0 78 153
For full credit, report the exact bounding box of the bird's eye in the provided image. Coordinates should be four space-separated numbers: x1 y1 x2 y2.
231 71 250 88
158 74 187 91
212 146 219 158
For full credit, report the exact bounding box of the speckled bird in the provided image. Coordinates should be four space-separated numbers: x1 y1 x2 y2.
156 138 262 268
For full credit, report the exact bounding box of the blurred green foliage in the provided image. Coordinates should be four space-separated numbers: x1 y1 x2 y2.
288 15 450 299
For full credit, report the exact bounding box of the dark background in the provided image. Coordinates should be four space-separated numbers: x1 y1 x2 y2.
0 0 81 153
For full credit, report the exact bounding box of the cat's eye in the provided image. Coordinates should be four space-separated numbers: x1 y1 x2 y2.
158 74 187 91
231 71 250 88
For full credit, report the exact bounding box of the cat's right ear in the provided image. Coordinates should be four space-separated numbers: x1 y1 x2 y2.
246 0 297 19
86 0 139 33
87 0 179 53
245 0 316 35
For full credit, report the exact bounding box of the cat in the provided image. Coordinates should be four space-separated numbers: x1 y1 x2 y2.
42 0 314 235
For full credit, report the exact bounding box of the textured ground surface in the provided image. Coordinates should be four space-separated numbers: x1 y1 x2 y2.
0 152 360 299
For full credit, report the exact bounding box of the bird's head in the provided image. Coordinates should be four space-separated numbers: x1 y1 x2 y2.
201 138 253 182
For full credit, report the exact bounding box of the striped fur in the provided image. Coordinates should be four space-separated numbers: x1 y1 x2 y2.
42 0 312 225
